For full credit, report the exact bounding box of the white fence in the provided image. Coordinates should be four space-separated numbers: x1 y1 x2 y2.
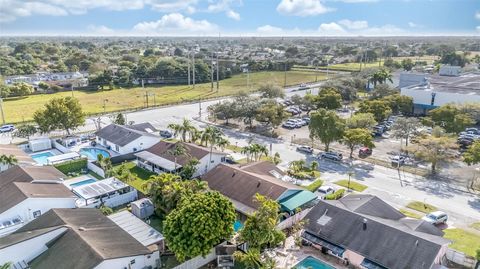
87 161 105 178
171 245 221 269
52 139 71 154
446 248 477 269
277 208 312 230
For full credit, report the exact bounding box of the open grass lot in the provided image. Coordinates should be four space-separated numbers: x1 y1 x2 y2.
391 55 439 64
406 201 437 214
334 179 367 192
113 161 155 194
443 228 480 257
2 71 326 123
399 208 422 219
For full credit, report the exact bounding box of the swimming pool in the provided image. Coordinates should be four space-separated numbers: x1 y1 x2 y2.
79 148 110 160
31 151 54 165
234 220 243 232
294 256 336 269
70 178 96 188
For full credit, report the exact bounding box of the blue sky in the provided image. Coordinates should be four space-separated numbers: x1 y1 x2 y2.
1 0 479 36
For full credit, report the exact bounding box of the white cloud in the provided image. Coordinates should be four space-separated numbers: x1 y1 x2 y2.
256 25 285 35
335 0 378 2
226 10 240 20
147 0 198 13
477 26 480 31
87 24 115 35
277 0 334 16
0 0 68 22
318 22 346 35
133 13 218 35
408 22 417 27
338 19 368 30
475 11 480 20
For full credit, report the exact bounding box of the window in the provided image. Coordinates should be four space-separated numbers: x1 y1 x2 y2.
115 145 120 152
130 259 135 265
33 210 41 218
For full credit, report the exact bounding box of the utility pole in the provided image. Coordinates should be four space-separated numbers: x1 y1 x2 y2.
247 68 250 89
71 85 74 97
103 99 108 114
211 51 214 91
141 79 144 89
192 52 196 88
284 62 287 87
187 52 191 86
0 86 5 124
216 52 219 92
315 64 318 82
145 91 149 107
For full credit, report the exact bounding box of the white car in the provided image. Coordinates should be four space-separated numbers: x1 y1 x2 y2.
422 211 448 225
317 186 335 199
0 124 15 133
320 152 343 161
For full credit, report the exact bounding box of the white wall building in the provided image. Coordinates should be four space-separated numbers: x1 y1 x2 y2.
72 177 138 208
0 208 160 269
95 123 159 155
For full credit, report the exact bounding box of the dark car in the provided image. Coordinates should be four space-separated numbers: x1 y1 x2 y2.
359 147 372 157
159 130 173 138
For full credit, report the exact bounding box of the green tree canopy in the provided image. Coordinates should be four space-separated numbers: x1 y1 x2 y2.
358 99 392 122
255 101 287 131
33 97 86 134
14 124 37 139
428 104 474 133
346 113 377 129
342 128 375 158
10 82 34 96
258 83 285 99
463 141 480 166
384 94 413 115
309 108 345 151
401 58 414 71
163 191 236 262
315 88 342 110
410 135 457 173
113 113 126 125
391 117 422 147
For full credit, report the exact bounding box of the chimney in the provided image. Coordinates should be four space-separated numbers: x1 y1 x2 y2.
362 218 367 230
257 181 261 188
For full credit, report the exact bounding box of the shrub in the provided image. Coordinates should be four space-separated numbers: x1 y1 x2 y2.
305 179 323 192
54 158 88 174
99 205 113 215
325 189 345 200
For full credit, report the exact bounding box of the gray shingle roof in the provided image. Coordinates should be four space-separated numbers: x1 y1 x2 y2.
303 194 450 269
128 122 158 133
0 144 35 165
96 124 157 147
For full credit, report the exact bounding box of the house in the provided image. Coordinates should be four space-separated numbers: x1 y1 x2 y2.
0 166 76 237
95 123 159 154
135 141 228 177
0 208 160 269
0 144 35 172
302 194 450 269
202 161 317 217
72 177 138 208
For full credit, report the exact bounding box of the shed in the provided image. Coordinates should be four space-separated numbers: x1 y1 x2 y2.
29 138 52 152
131 198 155 219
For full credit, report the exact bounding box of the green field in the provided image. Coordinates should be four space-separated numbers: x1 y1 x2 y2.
2 70 326 123
444 228 480 257
406 201 437 214
334 180 368 192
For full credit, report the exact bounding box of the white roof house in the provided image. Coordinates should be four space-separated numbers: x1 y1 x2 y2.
95 123 159 154
72 177 138 208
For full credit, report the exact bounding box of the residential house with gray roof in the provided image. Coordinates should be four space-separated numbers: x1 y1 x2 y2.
95 123 159 155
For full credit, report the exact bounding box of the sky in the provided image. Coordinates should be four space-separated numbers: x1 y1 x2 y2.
0 0 479 36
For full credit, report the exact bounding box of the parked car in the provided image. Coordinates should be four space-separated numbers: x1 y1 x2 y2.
224 155 237 164
282 122 296 129
465 127 480 135
317 186 335 199
391 155 406 167
159 130 173 138
0 124 15 133
296 146 314 154
358 147 372 157
302 116 310 124
320 152 343 161
422 211 448 225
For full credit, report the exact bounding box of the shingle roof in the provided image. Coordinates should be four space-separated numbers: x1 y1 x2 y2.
0 166 69 214
143 141 225 167
303 194 450 269
96 124 157 147
13 208 154 269
202 162 301 212
0 144 35 165
128 122 158 133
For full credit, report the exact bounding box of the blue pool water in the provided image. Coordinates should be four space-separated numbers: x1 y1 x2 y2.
294 256 336 269
70 178 96 188
79 148 110 160
234 220 243 232
31 151 54 165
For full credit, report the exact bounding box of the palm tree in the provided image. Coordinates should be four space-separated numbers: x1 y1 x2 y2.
113 162 135 183
167 143 189 173
217 137 230 152
233 249 262 269
250 143 269 162
289 160 306 174
201 126 225 170
370 69 393 87
97 154 112 177
241 145 253 163
168 118 197 142
310 161 319 171
0 262 12 269
0 154 17 168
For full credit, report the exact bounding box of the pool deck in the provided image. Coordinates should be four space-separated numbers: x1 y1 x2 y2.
63 174 98 190
69 141 119 159
270 235 348 269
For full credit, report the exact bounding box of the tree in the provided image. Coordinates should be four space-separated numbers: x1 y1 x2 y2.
429 104 474 133
143 173 207 216
342 128 375 158
97 154 112 177
401 58 414 71
233 249 262 269
113 113 126 125
10 82 34 96
235 94 260 128
99 205 113 215
33 97 86 135
410 135 457 174
370 84 396 99
309 109 345 151
38 81 50 91
258 83 284 99
200 126 224 171
242 143 269 162
168 118 198 142
289 159 306 174
358 99 392 122
113 162 135 183
391 117 422 147
0 154 17 167
255 101 287 134
384 94 413 115
346 113 377 129
439 52 468 67
163 191 236 261
315 88 342 110
179 158 200 179
268 152 282 165
0 263 12 269
0 85 10 98
14 124 37 139
208 101 238 125
463 141 480 166
369 69 393 87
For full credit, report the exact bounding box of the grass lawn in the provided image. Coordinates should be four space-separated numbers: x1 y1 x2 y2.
3 70 326 123
334 180 368 192
113 161 156 194
305 179 323 192
406 201 437 214
399 208 422 219
226 144 243 153
443 228 480 257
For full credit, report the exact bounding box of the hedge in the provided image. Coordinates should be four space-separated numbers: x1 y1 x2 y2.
54 158 88 174
334 180 367 192
325 189 345 200
305 179 323 192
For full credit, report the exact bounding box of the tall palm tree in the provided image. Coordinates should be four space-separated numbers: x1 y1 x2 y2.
217 137 230 152
241 145 253 163
250 143 269 162
0 262 12 269
167 143 189 173
370 69 393 87
201 126 224 170
289 160 306 174
167 118 197 142
0 154 17 167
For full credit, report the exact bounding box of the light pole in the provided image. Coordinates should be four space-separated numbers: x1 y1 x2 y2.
103 99 108 114
347 158 354 192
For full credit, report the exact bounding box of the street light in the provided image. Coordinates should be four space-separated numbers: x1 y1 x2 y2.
347 158 354 192
103 99 108 114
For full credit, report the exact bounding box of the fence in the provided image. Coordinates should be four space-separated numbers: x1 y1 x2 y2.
446 248 477 269
110 152 137 165
171 242 228 269
277 208 312 230
87 161 105 178
52 139 71 154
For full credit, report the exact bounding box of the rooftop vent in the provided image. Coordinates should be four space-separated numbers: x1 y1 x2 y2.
362 218 368 230
257 181 261 188
78 227 86 231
